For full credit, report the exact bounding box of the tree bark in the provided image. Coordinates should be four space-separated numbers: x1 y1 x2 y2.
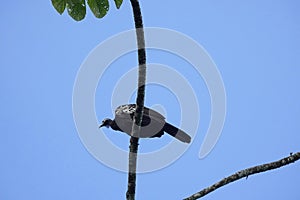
126 0 146 200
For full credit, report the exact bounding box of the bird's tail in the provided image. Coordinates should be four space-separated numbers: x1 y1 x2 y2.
163 123 191 143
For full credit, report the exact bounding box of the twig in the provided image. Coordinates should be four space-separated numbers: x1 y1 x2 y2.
126 0 146 200
184 152 300 200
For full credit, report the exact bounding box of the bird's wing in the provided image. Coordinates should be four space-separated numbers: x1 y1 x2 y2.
115 104 136 116
115 104 165 121
143 106 165 121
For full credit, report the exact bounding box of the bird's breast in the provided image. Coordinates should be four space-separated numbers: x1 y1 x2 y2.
114 115 165 138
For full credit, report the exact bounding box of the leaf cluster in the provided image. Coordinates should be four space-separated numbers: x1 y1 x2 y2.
51 0 123 21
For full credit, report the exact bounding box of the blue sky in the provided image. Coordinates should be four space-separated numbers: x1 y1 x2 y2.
1 0 300 199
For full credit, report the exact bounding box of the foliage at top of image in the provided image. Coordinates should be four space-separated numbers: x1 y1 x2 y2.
51 0 123 21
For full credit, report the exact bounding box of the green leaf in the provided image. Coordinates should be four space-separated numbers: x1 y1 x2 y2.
66 0 86 21
87 0 109 18
51 0 66 14
114 0 123 9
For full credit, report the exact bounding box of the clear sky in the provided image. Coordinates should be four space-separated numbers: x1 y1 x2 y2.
1 0 300 199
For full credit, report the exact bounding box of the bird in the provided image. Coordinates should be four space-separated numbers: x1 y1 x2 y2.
99 104 191 143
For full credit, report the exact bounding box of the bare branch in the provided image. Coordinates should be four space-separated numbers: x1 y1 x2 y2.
126 0 146 200
184 152 300 200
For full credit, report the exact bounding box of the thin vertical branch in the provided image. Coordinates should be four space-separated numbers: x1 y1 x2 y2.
126 0 146 200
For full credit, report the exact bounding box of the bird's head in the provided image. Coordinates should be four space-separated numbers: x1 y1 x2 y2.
99 118 113 128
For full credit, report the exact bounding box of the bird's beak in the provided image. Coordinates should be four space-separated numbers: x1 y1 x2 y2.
99 124 104 128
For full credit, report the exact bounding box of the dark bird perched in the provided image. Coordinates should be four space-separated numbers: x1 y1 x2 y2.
99 104 191 143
